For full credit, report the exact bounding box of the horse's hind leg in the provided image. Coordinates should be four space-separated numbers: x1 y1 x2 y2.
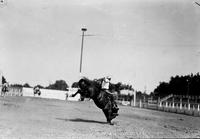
102 106 114 125
102 109 112 124
108 109 114 125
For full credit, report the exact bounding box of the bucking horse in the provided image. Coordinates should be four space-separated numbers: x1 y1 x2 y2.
71 77 119 125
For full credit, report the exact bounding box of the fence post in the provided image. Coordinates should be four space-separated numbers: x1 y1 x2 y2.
172 97 175 108
180 98 182 110
184 104 187 109
139 99 142 108
193 105 195 110
165 101 168 108
188 103 190 110
133 92 136 107
159 102 162 107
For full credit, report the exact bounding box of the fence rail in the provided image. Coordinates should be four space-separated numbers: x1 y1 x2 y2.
139 100 200 117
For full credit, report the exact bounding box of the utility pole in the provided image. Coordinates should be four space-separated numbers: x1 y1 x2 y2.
79 28 87 77
79 28 96 78
0 0 7 8
195 2 200 7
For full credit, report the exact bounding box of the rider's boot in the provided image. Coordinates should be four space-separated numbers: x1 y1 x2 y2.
104 98 112 110
112 101 119 110
111 101 119 117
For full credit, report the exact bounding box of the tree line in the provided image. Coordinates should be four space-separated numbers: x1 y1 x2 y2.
8 73 200 98
151 73 200 98
10 80 69 91
10 78 134 93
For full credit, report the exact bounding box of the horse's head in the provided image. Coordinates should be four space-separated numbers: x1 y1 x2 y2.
78 78 101 98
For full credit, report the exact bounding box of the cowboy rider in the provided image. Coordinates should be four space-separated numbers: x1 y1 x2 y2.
101 76 118 110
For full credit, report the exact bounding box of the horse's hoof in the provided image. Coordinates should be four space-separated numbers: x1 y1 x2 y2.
107 120 113 125
109 122 114 125
107 121 113 125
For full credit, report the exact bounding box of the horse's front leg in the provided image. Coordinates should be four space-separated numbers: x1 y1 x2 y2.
71 89 81 97
71 92 78 97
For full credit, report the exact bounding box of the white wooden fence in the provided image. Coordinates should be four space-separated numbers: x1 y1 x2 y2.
139 96 200 117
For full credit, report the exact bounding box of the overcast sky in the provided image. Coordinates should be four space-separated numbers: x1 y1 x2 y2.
0 0 200 93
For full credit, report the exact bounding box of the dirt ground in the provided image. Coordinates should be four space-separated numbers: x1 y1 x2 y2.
0 96 200 139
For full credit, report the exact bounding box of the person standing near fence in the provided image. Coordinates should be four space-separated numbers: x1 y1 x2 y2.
1 76 9 97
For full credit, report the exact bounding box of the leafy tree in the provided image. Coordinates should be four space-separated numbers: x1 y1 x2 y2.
153 73 200 97
154 82 170 98
46 80 68 91
10 84 23 88
23 83 32 88
136 91 143 100
35 84 44 89
110 82 134 93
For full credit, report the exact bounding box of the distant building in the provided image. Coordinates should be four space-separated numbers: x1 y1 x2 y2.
119 89 136 106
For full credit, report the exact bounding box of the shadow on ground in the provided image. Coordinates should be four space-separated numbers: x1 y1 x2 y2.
56 118 107 124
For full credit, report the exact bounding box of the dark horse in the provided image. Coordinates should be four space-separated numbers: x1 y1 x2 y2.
71 78 119 125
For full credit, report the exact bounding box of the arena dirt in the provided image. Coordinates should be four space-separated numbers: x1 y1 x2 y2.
0 97 200 138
